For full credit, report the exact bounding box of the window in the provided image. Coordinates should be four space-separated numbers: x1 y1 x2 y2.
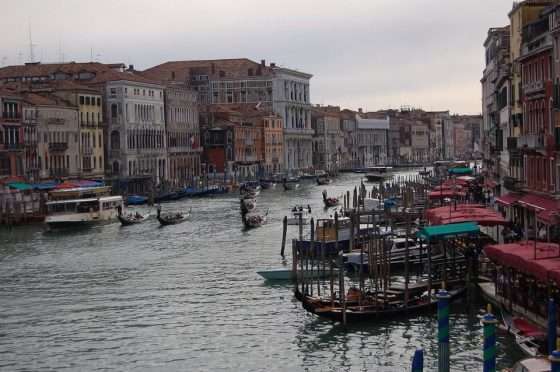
99 134 102 148
110 88 117 97
97 97 101 106
79 96 85 105
111 104 118 118
85 96 91 105
124 88 127 96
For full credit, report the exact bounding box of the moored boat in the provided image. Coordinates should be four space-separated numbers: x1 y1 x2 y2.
287 205 311 225
317 175 332 185
257 268 339 281
127 194 148 205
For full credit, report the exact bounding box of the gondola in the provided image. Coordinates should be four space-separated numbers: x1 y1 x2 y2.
240 197 257 213
322 190 339 207
296 282 465 322
156 205 190 226
118 212 149 226
243 210 268 229
282 177 300 191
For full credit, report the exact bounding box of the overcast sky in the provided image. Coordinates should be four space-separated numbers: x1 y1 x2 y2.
1 0 513 114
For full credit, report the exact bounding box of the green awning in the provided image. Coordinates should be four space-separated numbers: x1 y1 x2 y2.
417 222 480 240
7 182 33 191
448 167 473 175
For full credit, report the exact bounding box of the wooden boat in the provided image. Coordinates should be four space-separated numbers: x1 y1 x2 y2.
243 210 268 228
282 177 300 191
258 268 339 281
316 176 332 185
500 308 546 357
240 198 257 213
127 195 148 205
296 283 466 322
156 206 190 226
322 190 340 208
118 209 149 226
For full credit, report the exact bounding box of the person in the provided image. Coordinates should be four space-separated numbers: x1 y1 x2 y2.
501 225 511 244
307 205 312 214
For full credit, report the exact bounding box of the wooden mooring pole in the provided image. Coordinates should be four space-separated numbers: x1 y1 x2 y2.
280 216 288 257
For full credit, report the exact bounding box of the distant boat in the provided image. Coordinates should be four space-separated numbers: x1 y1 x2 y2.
257 268 339 281
260 180 276 190
282 177 300 191
243 210 268 229
365 166 393 182
156 206 190 226
127 195 148 205
317 176 332 185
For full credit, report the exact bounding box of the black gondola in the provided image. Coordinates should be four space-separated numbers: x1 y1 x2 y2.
156 205 190 226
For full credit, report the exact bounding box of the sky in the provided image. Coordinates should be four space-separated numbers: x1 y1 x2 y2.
0 0 514 114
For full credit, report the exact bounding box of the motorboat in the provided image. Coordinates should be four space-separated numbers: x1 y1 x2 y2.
257 268 339 281
504 357 550 372
282 177 300 191
365 166 393 182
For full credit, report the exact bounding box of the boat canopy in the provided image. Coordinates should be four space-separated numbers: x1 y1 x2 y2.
6 182 33 190
495 192 560 224
425 204 507 226
417 222 480 241
485 241 560 284
448 167 473 175
428 190 466 199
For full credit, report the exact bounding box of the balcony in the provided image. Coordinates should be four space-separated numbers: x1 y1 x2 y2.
523 80 545 96
47 118 65 125
518 134 544 149
6 143 24 151
2 112 20 122
49 168 69 177
284 128 314 136
49 142 68 152
507 137 518 150
83 147 93 156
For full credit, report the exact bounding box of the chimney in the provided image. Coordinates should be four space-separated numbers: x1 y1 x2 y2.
128 64 134 71
270 62 276 68
358 108 363 114
261 59 265 66
211 62 215 74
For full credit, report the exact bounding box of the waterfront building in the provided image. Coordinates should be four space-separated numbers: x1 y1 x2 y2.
164 84 201 187
143 58 313 173
49 81 105 179
339 110 358 169
22 92 81 180
356 114 389 167
311 106 343 172
0 87 24 179
87 67 168 193
262 114 284 176
410 122 430 163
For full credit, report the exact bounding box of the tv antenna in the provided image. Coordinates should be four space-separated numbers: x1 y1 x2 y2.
28 22 37 63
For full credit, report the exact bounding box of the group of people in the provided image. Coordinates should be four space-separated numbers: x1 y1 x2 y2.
501 221 524 243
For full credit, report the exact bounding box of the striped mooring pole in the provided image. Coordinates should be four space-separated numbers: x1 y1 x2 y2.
549 298 557 356
437 289 450 372
482 306 498 372
411 348 423 372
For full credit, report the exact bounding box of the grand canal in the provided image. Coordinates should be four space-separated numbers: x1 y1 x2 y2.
0 172 523 371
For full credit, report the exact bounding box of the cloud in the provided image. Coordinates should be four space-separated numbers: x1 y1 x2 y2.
0 0 512 113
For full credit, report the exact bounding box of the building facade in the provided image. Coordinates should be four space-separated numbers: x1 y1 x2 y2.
164 84 201 187
356 115 389 167
262 115 284 176
0 88 24 179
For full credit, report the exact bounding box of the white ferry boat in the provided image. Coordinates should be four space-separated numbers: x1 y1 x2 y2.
45 186 123 227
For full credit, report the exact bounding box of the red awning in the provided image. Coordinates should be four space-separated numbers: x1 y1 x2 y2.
425 204 506 226
495 193 522 206
485 241 560 284
518 193 558 211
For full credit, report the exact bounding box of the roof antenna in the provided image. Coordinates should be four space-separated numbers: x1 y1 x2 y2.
28 21 36 63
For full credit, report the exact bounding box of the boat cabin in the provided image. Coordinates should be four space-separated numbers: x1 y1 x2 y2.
509 357 550 372
46 196 123 215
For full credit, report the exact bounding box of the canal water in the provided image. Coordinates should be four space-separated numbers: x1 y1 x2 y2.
0 171 523 371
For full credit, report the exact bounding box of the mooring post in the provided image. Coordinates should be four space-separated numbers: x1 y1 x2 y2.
482 306 498 372
411 348 424 372
437 289 450 372
292 240 298 293
281 216 288 258
551 348 560 372
549 298 558 355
